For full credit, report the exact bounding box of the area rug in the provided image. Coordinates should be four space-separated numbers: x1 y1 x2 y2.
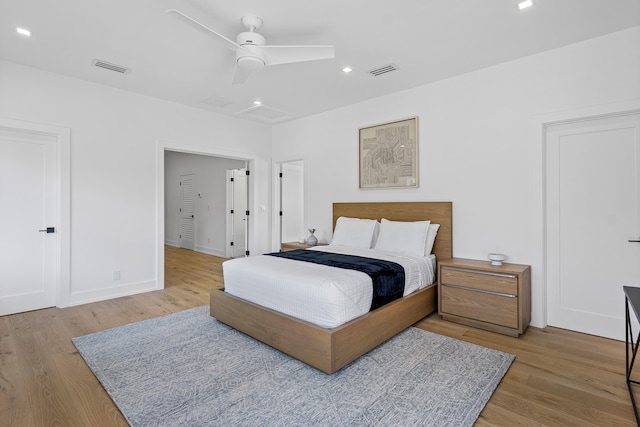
73 306 514 426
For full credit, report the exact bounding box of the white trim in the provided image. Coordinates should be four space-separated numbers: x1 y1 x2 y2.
530 98 640 329
226 169 233 258
0 117 71 308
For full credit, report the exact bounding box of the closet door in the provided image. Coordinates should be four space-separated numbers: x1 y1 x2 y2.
179 174 195 250
230 168 247 258
546 112 640 340
0 129 57 315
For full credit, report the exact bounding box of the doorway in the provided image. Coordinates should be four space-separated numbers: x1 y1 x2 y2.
278 160 305 246
162 150 249 286
546 111 640 340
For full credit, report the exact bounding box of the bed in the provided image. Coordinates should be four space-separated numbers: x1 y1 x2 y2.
210 201 452 374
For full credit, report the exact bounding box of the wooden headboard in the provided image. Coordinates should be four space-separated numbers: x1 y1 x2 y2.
333 202 452 261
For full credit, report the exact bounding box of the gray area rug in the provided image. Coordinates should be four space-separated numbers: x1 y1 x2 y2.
73 306 514 426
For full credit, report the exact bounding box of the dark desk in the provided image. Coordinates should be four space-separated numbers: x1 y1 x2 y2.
624 286 640 425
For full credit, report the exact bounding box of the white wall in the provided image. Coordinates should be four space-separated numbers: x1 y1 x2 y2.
0 59 272 307
164 151 246 256
272 27 640 328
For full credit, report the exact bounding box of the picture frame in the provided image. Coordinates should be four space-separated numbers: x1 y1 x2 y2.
359 116 419 189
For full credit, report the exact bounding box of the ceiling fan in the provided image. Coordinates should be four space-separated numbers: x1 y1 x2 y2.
167 9 335 84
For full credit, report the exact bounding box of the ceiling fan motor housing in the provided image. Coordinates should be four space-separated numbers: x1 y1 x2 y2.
237 31 265 46
236 30 266 69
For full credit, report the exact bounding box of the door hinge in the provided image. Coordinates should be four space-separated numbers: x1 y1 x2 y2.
230 177 234 182
245 250 250 256
279 211 283 216
230 241 234 246
279 172 283 178
230 209 234 214
245 170 250 176
245 210 250 216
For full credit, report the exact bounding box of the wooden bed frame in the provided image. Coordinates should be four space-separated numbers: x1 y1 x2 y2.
210 201 452 374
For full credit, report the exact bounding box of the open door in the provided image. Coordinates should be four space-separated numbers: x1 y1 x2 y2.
227 168 248 257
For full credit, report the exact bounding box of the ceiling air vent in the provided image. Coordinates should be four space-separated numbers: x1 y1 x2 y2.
91 59 131 74
200 94 233 108
368 64 398 77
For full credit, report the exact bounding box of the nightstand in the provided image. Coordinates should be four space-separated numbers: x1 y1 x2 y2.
280 242 326 252
438 258 531 337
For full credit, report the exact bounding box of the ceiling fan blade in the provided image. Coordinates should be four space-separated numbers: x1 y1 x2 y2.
166 9 240 52
232 66 253 85
259 45 335 66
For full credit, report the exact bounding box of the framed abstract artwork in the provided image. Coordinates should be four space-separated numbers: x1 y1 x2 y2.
358 116 418 189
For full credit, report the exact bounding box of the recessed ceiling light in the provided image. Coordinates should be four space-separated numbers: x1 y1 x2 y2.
342 67 353 74
16 27 31 37
253 100 262 106
517 0 533 10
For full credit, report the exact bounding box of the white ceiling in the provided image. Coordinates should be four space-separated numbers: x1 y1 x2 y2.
1 0 639 124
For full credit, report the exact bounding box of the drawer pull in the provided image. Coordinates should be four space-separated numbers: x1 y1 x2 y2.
442 283 516 298
443 267 516 279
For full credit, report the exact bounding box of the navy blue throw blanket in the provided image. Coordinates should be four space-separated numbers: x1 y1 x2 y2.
267 249 405 311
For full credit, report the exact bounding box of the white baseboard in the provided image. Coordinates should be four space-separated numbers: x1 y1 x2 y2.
165 241 224 258
59 279 159 308
195 244 226 258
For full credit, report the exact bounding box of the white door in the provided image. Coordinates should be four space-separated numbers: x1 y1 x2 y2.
229 169 247 258
0 130 57 315
280 161 305 244
179 174 195 250
546 112 640 340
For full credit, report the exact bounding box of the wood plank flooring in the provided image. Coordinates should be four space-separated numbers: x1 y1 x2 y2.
0 245 636 426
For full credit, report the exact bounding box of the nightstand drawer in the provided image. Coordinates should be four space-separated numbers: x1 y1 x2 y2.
440 285 518 329
441 267 518 296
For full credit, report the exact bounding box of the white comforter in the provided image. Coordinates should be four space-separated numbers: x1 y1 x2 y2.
222 245 436 328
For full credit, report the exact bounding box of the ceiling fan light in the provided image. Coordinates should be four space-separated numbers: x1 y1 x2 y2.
237 56 265 70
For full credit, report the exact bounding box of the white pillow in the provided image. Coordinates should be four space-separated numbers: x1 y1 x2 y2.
425 223 440 255
330 217 379 249
374 218 431 257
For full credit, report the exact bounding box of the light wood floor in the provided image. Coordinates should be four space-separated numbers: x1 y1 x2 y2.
1 246 636 426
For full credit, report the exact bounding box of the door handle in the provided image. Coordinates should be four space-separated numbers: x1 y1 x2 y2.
629 239 640 242
39 227 55 233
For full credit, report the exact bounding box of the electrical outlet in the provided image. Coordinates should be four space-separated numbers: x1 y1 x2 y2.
113 270 121 281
